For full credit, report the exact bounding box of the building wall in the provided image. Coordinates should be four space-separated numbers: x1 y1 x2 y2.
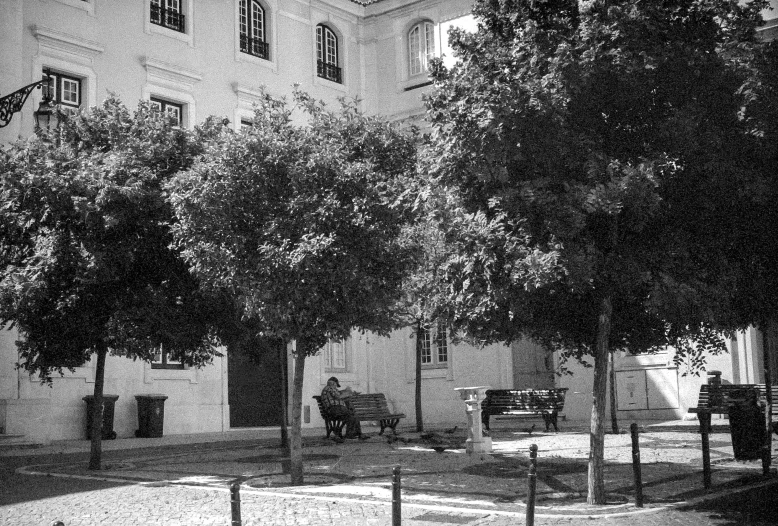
299 326 514 432
2 1 774 443
558 327 768 424
0 325 230 441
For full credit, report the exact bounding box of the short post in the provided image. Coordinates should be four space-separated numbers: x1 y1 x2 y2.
230 482 242 526
630 423 644 507
700 413 712 489
526 444 538 526
392 465 402 526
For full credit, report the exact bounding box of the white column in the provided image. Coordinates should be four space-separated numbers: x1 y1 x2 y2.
454 386 492 455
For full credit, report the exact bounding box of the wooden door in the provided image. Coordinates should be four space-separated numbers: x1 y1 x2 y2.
228 338 286 427
511 340 555 389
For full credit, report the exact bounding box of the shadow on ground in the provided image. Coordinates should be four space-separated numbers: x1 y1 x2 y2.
682 480 778 525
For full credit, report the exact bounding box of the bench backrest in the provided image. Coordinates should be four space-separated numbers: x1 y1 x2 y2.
313 393 394 418
697 384 778 412
484 388 568 412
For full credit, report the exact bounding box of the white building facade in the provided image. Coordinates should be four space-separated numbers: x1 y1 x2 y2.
1 0 776 444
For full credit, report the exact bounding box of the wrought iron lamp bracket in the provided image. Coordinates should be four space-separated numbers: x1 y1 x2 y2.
0 80 49 129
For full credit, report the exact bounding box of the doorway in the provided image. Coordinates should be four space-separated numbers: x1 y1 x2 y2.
511 339 555 389
227 337 286 427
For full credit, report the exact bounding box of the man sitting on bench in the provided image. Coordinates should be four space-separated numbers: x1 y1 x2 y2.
320 376 368 441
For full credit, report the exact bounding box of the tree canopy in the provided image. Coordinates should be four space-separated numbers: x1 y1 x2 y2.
424 0 775 503
167 88 418 483
0 98 223 468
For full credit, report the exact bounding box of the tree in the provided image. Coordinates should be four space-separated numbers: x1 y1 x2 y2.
424 0 772 503
0 99 222 470
396 188 453 432
167 88 417 485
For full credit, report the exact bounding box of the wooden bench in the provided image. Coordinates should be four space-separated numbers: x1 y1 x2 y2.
313 393 406 438
481 388 568 432
688 383 778 431
688 383 777 488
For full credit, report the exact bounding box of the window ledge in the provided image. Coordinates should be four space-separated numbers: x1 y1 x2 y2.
144 363 198 384
421 368 448 379
314 74 347 93
48 0 95 16
235 50 278 73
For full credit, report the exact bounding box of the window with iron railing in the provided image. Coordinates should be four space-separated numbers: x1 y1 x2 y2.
316 61 342 84
151 0 186 33
316 24 342 84
239 0 269 60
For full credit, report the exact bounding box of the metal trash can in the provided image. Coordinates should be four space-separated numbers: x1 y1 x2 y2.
727 388 765 461
82 394 119 440
135 394 168 438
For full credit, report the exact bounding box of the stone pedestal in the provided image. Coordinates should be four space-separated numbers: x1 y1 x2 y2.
454 386 492 455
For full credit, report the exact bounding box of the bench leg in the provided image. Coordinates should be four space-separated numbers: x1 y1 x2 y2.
541 413 551 432
541 412 559 432
326 419 345 439
379 419 399 436
482 412 491 431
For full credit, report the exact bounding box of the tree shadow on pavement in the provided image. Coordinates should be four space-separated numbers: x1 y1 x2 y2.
679 480 778 526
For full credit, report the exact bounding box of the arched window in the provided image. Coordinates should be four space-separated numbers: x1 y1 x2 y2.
408 21 435 76
316 24 341 83
239 0 268 60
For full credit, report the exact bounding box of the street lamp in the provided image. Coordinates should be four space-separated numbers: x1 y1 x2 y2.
0 70 53 129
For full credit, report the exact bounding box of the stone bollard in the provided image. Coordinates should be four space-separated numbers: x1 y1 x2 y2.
630 423 644 507
392 465 401 526
453 386 492 455
230 482 242 526
526 444 538 526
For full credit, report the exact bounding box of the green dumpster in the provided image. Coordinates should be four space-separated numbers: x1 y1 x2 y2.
135 394 168 438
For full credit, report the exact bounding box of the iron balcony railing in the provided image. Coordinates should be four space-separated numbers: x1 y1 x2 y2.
317 60 342 84
150 5 186 33
240 35 270 60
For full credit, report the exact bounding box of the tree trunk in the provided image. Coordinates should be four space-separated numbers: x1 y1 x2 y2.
88 343 108 471
588 296 612 505
609 351 619 435
415 320 423 432
289 345 307 485
279 339 289 454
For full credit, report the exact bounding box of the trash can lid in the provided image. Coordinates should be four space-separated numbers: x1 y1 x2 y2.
82 394 119 401
134 394 169 400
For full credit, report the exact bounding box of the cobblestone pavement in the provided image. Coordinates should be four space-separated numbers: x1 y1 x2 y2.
2 426 777 525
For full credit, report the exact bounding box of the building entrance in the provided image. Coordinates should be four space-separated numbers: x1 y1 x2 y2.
511 340 555 389
227 337 286 427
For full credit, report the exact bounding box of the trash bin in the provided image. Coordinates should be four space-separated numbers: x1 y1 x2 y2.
135 394 168 438
727 388 765 461
82 394 119 440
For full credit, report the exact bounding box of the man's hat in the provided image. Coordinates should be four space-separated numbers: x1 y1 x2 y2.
328 376 340 387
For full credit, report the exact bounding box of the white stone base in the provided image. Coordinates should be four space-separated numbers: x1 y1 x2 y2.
465 436 492 454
